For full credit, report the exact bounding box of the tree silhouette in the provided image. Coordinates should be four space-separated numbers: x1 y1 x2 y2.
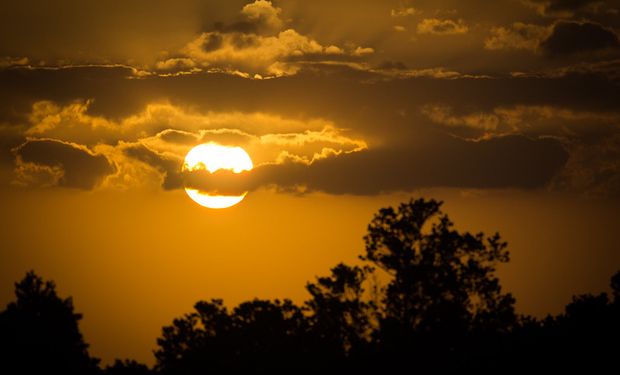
612 270 620 303
304 263 374 367
361 198 516 370
104 359 152 375
508 270 620 372
0 271 99 374
155 298 311 374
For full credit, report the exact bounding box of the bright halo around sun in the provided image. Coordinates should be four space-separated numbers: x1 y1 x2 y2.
182 143 253 209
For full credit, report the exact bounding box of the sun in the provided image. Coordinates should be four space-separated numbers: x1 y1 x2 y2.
182 143 253 209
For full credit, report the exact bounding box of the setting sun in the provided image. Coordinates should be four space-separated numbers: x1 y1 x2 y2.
182 143 253 209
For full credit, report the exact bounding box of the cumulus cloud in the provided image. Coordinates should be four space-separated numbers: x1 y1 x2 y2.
179 29 349 77
155 0 374 77
417 18 468 35
240 0 283 32
13 138 115 189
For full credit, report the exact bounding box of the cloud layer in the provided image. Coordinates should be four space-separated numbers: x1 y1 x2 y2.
155 0 373 77
1 0 619 196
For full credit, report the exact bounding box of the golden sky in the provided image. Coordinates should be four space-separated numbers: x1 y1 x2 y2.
1 0 620 365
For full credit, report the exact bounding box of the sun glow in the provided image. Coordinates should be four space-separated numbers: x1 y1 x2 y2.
183 143 253 209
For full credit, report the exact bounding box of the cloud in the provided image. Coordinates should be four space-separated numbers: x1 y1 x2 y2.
352 46 375 56
485 23 550 51
13 138 115 189
391 7 417 17
14 99 367 191
522 0 609 17
155 0 373 77
485 20 619 57
20 100 367 167
540 20 620 56
256 135 567 194
0 56 29 68
179 133 567 195
240 0 283 33
122 143 183 190
526 59 620 80
178 29 348 77
417 18 468 35
38 99 567 196
423 104 620 137
422 104 620 196
421 105 501 132
551 133 620 196
121 120 368 191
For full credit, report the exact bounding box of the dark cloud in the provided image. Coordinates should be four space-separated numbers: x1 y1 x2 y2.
540 21 619 57
156 130 198 145
547 0 602 13
14 138 115 189
258 134 568 194
183 168 251 196
123 143 182 190
0 65 149 124
181 133 568 195
526 0 609 16
200 32 225 52
417 18 469 35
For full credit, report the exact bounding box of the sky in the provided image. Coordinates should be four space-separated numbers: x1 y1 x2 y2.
1 0 620 365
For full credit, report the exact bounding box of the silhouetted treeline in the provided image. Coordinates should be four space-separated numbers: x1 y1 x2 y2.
1 198 618 374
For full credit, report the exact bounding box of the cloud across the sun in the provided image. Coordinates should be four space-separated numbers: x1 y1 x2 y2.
6 96 572 196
